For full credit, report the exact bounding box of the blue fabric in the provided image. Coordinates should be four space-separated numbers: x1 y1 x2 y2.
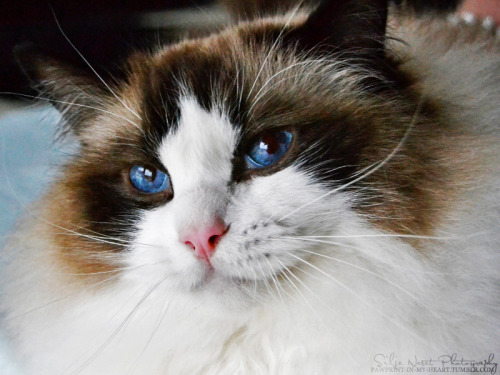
0 100 69 375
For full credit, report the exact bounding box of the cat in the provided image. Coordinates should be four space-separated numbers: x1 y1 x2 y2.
1 0 499 374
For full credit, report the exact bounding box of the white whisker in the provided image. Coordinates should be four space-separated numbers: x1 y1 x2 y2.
275 236 455 275
275 258 331 328
5 259 170 321
293 246 443 321
263 257 287 307
248 58 329 114
49 6 142 121
246 2 304 100
287 253 435 348
277 95 424 223
66 277 167 375
256 261 278 303
291 233 460 241
0 92 141 129
125 291 172 375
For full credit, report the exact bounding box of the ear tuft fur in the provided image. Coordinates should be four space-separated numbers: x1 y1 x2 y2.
13 43 107 135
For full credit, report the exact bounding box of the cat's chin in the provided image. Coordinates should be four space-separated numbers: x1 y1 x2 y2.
189 266 252 291
178 265 267 308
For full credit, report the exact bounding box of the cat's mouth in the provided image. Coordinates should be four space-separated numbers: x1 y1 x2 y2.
197 254 306 295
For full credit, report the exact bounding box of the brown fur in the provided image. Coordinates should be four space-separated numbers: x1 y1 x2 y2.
34 9 497 277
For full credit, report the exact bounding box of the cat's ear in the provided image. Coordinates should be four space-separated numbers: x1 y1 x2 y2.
292 0 389 64
14 43 106 133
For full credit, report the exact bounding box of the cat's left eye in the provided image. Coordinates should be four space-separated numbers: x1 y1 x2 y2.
129 165 170 194
245 130 293 169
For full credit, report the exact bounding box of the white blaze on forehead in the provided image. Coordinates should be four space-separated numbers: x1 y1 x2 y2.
159 97 239 195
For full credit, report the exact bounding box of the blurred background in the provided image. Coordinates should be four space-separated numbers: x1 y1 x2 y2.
0 0 461 95
0 0 227 95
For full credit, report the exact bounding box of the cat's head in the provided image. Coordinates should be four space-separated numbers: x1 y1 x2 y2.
18 0 446 305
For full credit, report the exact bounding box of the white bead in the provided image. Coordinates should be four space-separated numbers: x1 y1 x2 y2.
482 16 495 30
461 12 477 25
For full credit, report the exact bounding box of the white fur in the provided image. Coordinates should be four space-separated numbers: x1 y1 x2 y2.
1 19 500 375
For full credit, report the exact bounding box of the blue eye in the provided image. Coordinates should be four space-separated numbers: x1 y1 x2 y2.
129 165 170 194
245 131 293 169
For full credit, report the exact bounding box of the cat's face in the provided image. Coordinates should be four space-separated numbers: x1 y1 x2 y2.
126 95 347 298
24 1 443 305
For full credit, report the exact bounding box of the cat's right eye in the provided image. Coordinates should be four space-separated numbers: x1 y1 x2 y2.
245 130 293 170
129 165 170 194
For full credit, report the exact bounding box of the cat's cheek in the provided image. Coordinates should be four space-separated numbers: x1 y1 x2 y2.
211 168 351 281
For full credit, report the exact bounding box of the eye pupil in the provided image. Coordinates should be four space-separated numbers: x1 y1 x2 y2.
143 168 155 182
129 165 170 194
245 130 293 169
260 134 279 154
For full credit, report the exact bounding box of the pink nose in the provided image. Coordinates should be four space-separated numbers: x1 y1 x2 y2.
181 219 228 262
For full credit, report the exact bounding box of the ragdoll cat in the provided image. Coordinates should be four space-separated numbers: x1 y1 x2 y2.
1 0 499 374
